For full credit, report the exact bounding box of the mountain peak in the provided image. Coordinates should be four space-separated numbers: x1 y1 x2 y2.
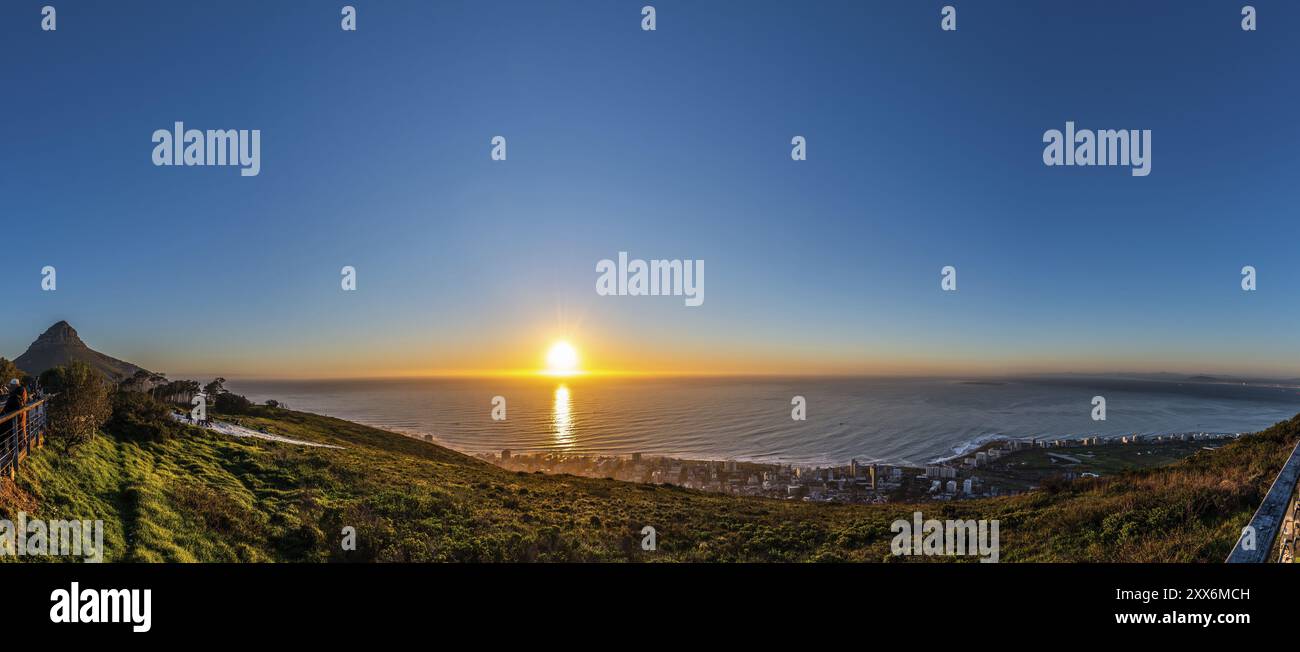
14 321 144 381
34 320 85 347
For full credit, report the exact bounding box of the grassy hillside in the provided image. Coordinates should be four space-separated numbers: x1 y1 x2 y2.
2 407 1297 562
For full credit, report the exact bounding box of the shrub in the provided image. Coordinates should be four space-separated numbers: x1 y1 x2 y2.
107 390 194 442
214 392 253 414
40 362 111 452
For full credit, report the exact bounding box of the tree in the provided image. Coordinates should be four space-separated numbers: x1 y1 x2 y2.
151 379 201 406
0 357 24 385
42 362 111 452
214 392 253 414
119 369 157 393
149 380 174 403
180 380 201 404
204 377 226 399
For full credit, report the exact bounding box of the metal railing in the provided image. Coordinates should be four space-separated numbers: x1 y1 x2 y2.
1227 439 1300 563
0 397 49 479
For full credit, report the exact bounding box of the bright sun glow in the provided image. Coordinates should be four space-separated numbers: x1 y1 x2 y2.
545 341 580 376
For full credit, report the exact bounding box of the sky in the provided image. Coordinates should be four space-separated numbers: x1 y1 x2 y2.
2 1 1300 379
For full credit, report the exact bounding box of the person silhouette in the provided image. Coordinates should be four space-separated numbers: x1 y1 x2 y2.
2 379 26 455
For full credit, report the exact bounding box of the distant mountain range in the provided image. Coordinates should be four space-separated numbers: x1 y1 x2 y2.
1028 371 1300 388
13 321 146 381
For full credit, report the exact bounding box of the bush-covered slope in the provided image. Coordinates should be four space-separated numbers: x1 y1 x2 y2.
3 408 1296 562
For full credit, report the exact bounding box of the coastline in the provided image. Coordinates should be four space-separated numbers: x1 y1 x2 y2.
227 375 1297 471
440 421 1242 505
364 409 1246 473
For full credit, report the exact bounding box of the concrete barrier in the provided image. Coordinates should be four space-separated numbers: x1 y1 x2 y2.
1227 440 1300 563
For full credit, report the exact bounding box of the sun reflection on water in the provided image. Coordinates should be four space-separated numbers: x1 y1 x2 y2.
553 384 573 448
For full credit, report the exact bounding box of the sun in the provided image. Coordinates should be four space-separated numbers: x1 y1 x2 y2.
545 341 580 376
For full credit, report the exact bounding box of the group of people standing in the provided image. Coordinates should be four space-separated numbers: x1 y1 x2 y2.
1 378 33 452
175 411 213 428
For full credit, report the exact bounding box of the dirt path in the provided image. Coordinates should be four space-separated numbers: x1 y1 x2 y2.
173 415 344 449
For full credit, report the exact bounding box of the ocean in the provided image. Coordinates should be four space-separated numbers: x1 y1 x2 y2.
225 376 1300 467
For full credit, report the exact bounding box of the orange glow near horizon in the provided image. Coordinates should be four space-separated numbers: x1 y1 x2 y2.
160 326 1294 380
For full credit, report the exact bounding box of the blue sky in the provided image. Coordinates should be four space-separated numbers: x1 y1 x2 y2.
2 1 1299 378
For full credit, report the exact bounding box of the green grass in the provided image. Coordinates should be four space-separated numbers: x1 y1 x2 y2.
973 440 1225 492
3 407 1297 562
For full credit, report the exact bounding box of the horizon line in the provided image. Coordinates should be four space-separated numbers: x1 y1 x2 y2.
158 370 1300 384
